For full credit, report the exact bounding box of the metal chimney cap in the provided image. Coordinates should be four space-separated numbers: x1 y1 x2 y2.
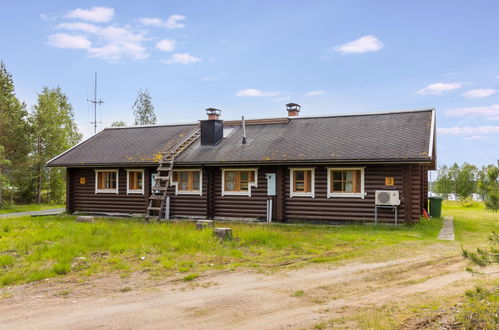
286 103 301 111
206 108 222 115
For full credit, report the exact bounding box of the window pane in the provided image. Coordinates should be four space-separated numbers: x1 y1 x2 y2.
295 171 304 181
179 172 189 191
136 172 143 189
240 171 249 190
192 171 200 190
304 170 311 192
225 171 237 191
345 182 353 192
345 171 353 181
333 181 342 192
332 171 342 181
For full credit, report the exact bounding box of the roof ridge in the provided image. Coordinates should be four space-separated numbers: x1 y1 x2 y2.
287 108 435 121
104 122 198 130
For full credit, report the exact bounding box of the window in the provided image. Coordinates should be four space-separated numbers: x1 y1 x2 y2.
327 167 365 198
290 168 315 197
126 169 144 194
171 170 202 195
95 170 118 194
221 168 257 196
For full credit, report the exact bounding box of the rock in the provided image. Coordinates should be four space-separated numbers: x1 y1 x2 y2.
76 216 94 223
196 220 214 230
213 227 233 240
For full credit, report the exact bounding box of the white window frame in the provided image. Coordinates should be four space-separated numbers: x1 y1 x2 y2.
221 168 258 197
170 169 203 196
289 167 315 198
126 169 144 194
327 167 365 198
95 169 119 194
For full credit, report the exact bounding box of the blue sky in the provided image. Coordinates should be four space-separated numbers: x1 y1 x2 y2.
1 0 498 167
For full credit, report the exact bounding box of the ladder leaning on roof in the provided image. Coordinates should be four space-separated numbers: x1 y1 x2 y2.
145 128 201 221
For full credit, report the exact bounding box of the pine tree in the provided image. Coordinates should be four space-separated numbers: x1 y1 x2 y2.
0 61 31 202
478 165 499 212
0 145 11 205
133 89 157 125
30 87 82 203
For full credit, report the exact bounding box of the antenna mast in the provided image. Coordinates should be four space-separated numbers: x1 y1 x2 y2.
88 72 103 134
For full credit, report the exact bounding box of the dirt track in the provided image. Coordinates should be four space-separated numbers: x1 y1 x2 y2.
0 249 493 329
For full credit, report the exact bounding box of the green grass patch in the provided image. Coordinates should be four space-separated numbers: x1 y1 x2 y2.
443 201 498 246
291 290 304 297
0 203 64 214
0 214 444 287
0 201 495 288
182 273 199 281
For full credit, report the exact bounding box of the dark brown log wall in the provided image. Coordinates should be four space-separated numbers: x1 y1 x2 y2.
212 167 274 220
68 164 428 223
69 168 148 214
168 170 208 218
284 165 407 223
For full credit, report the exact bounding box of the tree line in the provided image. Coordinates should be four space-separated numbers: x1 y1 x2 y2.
433 162 499 212
0 62 81 205
0 62 159 205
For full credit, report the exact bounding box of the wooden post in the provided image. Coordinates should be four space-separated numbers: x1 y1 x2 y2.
213 227 233 240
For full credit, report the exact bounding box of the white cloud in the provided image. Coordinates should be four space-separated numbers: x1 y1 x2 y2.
464 135 487 140
446 104 499 119
415 82 462 95
162 53 201 64
438 126 499 135
462 88 497 98
155 39 176 52
54 23 148 61
334 35 383 55
47 33 91 49
236 89 280 97
139 15 186 29
65 7 114 23
307 90 326 96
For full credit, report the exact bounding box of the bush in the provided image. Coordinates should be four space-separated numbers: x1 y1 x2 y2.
461 197 480 208
456 286 498 329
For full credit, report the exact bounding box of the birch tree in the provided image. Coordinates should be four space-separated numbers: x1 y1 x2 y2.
133 89 157 125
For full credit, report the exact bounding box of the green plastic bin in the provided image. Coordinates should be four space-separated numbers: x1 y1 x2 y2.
428 196 443 218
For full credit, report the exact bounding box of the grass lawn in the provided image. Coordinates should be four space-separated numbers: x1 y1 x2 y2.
0 201 496 288
0 203 65 214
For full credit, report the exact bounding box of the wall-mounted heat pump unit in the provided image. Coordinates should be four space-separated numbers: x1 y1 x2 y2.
375 190 400 206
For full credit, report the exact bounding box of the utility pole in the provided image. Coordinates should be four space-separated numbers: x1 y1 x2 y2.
88 72 103 134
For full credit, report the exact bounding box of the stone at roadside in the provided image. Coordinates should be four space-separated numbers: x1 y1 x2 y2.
196 220 214 230
76 216 94 223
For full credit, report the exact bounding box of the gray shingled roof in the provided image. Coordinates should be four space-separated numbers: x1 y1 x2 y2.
47 124 198 167
47 109 434 167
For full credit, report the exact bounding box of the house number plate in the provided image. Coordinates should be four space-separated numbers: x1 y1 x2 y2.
80 177 86 184
385 177 394 186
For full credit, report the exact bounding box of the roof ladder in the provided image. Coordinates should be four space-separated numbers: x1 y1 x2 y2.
145 129 201 221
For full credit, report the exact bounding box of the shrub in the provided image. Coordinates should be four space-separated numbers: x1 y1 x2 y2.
52 263 70 275
456 286 498 329
460 197 480 208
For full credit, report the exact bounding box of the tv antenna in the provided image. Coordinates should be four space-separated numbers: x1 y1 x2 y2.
87 72 104 134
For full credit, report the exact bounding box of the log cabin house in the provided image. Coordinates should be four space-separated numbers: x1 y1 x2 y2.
47 104 436 223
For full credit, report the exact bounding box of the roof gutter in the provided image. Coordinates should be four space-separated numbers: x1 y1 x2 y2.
49 158 433 168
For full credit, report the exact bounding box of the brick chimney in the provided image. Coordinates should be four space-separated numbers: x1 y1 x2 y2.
201 108 223 145
286 103 301 116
